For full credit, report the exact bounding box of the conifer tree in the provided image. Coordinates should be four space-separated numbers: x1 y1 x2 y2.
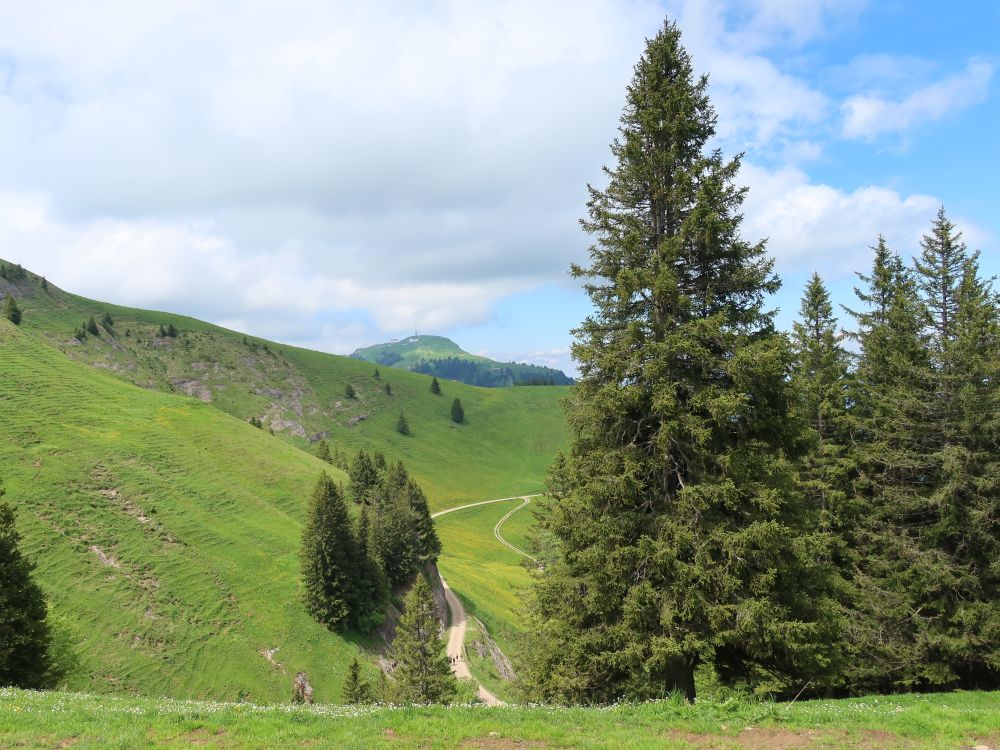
348 450 379 504
790 273 856 530
166 323 178 338
0 486 53 687
450 398 463 424
430 377 441 395
405 479 441 563
385 382 392 396
396 411 410 436
300 473 359 630
101 311 114 330
390 576 455 704
374 367 381 379
342 658 373 704
345 383 356 399
523 20 841 703
315 440 333 465
3 295 21 326
86 316 100 336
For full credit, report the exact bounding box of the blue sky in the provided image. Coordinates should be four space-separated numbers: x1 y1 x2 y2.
0 1 996 375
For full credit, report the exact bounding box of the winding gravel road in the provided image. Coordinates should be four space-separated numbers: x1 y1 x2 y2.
433 494 542 706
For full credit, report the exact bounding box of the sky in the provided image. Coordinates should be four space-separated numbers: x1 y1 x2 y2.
0 1 997 376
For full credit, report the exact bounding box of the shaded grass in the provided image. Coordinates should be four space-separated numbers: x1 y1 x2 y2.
1 687 998 749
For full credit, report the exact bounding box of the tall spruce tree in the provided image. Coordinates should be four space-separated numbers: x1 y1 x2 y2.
523 20 841 703
390 575 455 704
348 449 380 504
790 273 857 531
300 473 359 630
315 439 334 465
0 486 53 687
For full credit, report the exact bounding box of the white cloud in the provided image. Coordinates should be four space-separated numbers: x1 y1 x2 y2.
841 60 994 141
740 162 991 277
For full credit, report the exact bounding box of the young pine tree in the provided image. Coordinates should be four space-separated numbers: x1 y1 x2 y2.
430 377 441 395
345 383 356 399
300 474 360 630
85 317 100 336
390 576 455 704
385 382 392 397
315 440 334 465
450 398 463 424
522 20 841 703
3 295 21 326
342 658 373 704
0 486 54 687
396 411 410 436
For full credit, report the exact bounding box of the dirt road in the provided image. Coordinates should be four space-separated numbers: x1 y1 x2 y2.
441 577 502 706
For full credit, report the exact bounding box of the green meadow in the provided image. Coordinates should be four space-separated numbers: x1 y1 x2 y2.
10 269 570 509
1 687 998 749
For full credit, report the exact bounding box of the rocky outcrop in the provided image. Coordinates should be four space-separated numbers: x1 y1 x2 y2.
470 618 517 681
376 561 449 649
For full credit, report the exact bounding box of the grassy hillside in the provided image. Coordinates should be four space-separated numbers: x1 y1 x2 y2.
352 333 574 387
0 318 380 702
4 266 569 509
3 687 998 749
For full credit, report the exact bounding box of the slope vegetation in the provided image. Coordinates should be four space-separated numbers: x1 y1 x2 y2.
5 266 569 509
0 318 370 702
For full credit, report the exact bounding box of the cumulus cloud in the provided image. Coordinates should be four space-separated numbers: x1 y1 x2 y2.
740 163 991 277
0 0 992 357
841 60 994 141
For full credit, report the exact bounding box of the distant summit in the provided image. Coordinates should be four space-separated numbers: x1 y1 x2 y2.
351 335 573 388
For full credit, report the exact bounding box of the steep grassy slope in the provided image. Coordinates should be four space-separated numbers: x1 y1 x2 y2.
4 687 999 749
4 267 569 509
0 318 379 703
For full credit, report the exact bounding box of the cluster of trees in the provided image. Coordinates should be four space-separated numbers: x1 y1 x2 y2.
522 21 1000 704
302 455 440 632
315 439 349 470
157 323 178 338
0 262 27 282
411 357 572 388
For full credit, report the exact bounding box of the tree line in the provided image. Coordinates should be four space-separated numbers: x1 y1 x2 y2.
522 20 1000 704
301 451 440 633
411 357 573 387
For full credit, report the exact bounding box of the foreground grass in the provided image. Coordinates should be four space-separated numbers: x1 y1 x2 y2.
1 688 997 749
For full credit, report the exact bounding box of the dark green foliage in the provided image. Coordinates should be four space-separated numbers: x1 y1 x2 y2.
3 296 21 326
315 440 333 465
389 576 455 704
166 323 178 338
73 325 87 342
385 383 392 396
374 368 380 379
0 263 27 282
248 416 263 429
345 383 356 399
790 273 857 532
300 474 358 630
430 377 441 395
157 324 167 337
41 277 47 291
450 399 463 424
396 411 410 436
85 317 100 336
366 462 440 589
342 658 372 704
523 20 841 704
348 449 381 504
101 312 114 329
411 357 573 387
0 486 54 688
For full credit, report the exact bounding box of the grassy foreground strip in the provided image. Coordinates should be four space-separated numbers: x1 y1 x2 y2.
1 689 998 749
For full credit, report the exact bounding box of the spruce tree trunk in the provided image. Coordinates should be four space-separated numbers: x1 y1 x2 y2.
665 657 696 702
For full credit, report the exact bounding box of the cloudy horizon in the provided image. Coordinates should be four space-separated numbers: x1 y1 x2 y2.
1 0 996 375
